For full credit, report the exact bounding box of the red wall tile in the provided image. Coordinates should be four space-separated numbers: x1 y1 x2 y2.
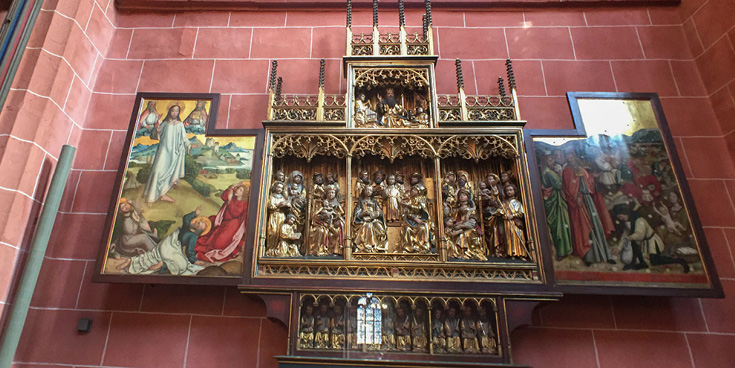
116 12 175 28
286 11 346 27
250 28 312 59
648 7 683 25
538 294 616 329
541 60 616 96
512 327 598 368
474 60 547 96
695 37 735 94
103 312 190 368
637 26 693 59
311 27 346 60
228 94 269 129
128 28 197 59
611 295 707 331
660 97 722 137
437 28 507 59
687 333 735 368
680 137 735 178
70 170 117 213
140 284 225 314
174 11 229 27
15 309 111 365
691 0 735 49
30 259 86 308
194 28 253 59
610 60 680 97
138 60 215 93
700 279 735 333
506 27 575 60
571 27 645 60
584 9 652 26
211 60 269 94
464 11 524 27
222 287 267 317
702 227 735 279
186 316 260 368
669 60 708 96
259 318 289 368
518 96 575 130
688 179 735 227
106 28 133 59
523 10 587 27
595 330 692 368
47 213 107 259
77 262 145 311
229 11 286 27
94 59 143 94
0 244 18 301
84 93 136 129
86 5 115 54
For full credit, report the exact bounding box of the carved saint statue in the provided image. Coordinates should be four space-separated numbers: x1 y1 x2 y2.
460 307 480 353
311 172 326 213
480 174 505 258
382 305 396 351
265 181 291 257
325 172 340 197
353 186 388 253
384 173 404 223
377 88 408 128
477 304 497 354
325 185 345 255
442 171 458 216
411 308 428 352
330 305 345 349
347 305 359 349
502 183 529 259
395 306 412 351
447 188 487 261
278 214 302 257
308 200 335 256
354 92 377 127
299 305 315 349
431 308 446 353
373 170 387 197
443 307 461 353
354 171 371 199
399 183 432 253
315 304 331 349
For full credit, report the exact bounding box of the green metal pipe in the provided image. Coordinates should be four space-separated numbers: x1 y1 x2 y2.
0 144 76 368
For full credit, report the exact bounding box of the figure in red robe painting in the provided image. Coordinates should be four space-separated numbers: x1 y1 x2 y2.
562 149 616 266
195 182 249 263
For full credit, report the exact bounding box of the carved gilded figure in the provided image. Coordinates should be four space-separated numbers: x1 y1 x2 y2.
431 309 446 353
382 306 396 351
376 88 408 128
289 182 307 232
274 169 286 184
315 304 331 349
353 186 388 253
456 170 473 198
287 170 306 198
384 174 404 223
279 214 302 257
448 189 486 261
443 307 461 353
408 172 424 187
325 186 345 255
399 184 432 253
354 92 377 127
477 304 497 354
502 184 529 259
412 106 429 127
311 172 326 213
326 172 340 197
480 174 505 258
308 200 335 256
299 305 315 349
355 171 371 198
460 307 479 353
442 171 458 216
330 305 346 349
394 306 412 351
411 308 428 352
265 182 291 257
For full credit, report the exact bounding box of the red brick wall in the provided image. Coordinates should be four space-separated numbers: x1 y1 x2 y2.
2 0 735 367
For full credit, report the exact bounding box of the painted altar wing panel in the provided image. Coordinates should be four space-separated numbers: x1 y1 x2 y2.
528 92 723 297
93 92 264 285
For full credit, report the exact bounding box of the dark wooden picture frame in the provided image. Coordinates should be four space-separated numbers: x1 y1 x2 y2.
525 92 723 297
93 92 264 286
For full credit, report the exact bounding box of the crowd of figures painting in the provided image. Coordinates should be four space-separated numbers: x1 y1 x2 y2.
299 300 497 355
264 167 531 261
536 133 700 274
106 100 250 276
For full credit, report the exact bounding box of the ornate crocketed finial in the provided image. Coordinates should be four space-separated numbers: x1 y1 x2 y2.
373 0 379 28
269 60 278 91
506 58 516 90
422 14 428 36
399 0 405 27
455 59 464 92
498 77 506 97
346 0 352 27
276 77 283 102
425 0 432 26
319 59 326 89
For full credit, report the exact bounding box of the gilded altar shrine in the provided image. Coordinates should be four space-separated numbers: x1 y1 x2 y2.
242 1 557 366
